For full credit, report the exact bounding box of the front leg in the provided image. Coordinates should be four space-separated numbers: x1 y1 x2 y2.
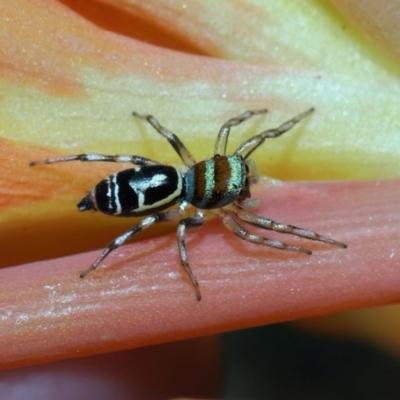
234 108 314 160
214 108 268 156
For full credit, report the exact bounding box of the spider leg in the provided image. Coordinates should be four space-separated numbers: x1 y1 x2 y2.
214 109 268 156
234 108 314 160
231 204 347 248
132 111 196 168
245 159 260 185
176 210 205 301
214 208 313 254
29 154 160 167
79 204 187 278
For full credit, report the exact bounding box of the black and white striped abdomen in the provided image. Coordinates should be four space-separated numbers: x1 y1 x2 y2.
80 165 183 216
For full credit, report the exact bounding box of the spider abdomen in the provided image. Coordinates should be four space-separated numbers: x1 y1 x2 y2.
78 165 183 216
184 155 246 209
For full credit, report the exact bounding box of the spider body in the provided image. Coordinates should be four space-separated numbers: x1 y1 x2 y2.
79 153 248 218
30 107 346 301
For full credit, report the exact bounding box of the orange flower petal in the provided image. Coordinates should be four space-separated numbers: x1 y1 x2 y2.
0 179 399 368
0 0 399 371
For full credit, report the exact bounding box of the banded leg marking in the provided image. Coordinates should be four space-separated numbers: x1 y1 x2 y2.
29 154 160 167
234 108 314 160
133 112 196 168
79 205 187 278
232 205 347 248
214 108 268 156
176 210 205 301
214 209 312 254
